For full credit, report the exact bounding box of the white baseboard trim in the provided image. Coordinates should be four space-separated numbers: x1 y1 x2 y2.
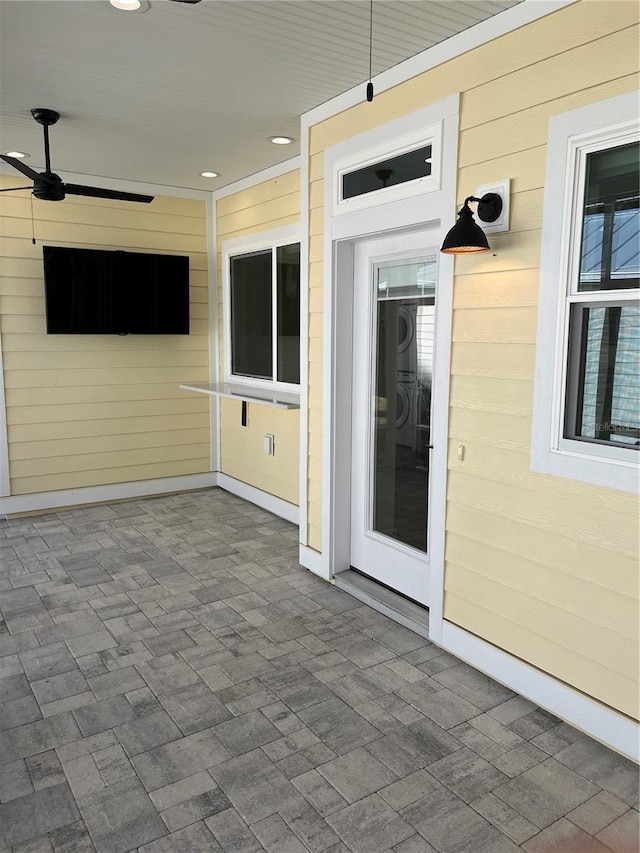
0 473 219 518
298 544 329 580
441 621 639 763
216 473 299 524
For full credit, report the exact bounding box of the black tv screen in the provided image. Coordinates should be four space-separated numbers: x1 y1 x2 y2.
43 246 190 334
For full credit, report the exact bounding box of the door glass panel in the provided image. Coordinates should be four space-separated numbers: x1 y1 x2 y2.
371 257 436 553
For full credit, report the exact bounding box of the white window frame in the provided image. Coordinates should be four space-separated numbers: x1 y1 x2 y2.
222 223 301 394
332 122 442 216
531 91 639 493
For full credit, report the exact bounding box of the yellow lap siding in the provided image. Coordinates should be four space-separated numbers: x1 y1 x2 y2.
0 184 211 498
11 458 210 496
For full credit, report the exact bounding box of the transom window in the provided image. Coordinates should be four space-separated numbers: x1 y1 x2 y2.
225 228 300 390
342 145 432 201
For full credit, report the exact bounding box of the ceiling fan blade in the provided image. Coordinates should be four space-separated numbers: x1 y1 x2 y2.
0 154 41 181
64 184 154 204
0 186 32 192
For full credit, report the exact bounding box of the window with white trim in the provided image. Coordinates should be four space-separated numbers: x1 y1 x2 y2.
333 122 441 215
224 226 300 391
531 92 639 492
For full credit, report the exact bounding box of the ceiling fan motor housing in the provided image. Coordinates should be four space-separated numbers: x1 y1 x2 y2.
34 173 65 201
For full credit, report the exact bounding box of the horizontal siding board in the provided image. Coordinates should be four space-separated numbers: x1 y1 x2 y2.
216 170 300 218
8 412 210 443
444 592 638 721
12 441 211 478
10 428 211 461
4 349 208 370
217 191 300 237
1 334 207 352
11 458 211 496
445 565 636 676
448 407 531 452
4 366 209 389
451 342 535 380
7 396 208 426
447 469 638 560
447 532 638 631
449 374 532 417
445 506 638 600
457 145 547 196
453 269 539 309
0 237 208 270
460 25 639 130
458 75 638 168
0 217 206 255
3 196 206 236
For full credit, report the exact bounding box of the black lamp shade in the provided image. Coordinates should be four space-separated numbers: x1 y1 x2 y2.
440 202 491 254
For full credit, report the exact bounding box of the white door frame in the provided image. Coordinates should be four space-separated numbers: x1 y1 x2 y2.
320 95 460 642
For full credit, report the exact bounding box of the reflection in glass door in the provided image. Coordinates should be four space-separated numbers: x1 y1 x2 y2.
371 258 436 553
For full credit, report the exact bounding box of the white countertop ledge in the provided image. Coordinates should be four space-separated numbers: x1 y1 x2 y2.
179 382 300 410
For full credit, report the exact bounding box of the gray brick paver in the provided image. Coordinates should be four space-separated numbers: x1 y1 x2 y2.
0 490 633 853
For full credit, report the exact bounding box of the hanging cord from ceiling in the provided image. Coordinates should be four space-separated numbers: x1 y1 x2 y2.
30 193 36 245
366 0 374 102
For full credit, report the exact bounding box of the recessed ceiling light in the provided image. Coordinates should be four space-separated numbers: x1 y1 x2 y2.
109 0 149 11
269 136 294 145
200 171 219 178
3 151 29 159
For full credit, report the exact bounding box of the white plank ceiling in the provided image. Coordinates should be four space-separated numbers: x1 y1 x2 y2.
0 0 522 193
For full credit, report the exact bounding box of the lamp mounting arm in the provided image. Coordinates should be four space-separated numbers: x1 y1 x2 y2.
461 192 503 224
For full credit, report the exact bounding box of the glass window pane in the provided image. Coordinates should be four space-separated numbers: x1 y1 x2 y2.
230 250 272 379
376 258 437 300
342 145 432 201
276 243 300 384
566 303 639 448
578 141 639 292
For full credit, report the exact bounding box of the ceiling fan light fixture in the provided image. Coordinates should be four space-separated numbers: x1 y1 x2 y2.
269 136 294 145
4 151 29 159
200 171 219 178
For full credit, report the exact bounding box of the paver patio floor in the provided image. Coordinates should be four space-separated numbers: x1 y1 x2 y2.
0 488 637 852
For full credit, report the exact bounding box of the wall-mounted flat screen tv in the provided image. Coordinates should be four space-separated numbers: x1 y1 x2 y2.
43 246 190 334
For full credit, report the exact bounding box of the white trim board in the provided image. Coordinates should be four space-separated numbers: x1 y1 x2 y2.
298 544 329 580
0 472 218 518
216 473 299 525
0 331 8 498
298 140 310 549
441 621 640 763
300 0 577 130
206 193 220 473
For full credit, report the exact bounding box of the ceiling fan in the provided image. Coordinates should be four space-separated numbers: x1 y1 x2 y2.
0 108 154 204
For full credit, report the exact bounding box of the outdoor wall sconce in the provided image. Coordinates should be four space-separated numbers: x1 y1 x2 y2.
440 192 504 254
